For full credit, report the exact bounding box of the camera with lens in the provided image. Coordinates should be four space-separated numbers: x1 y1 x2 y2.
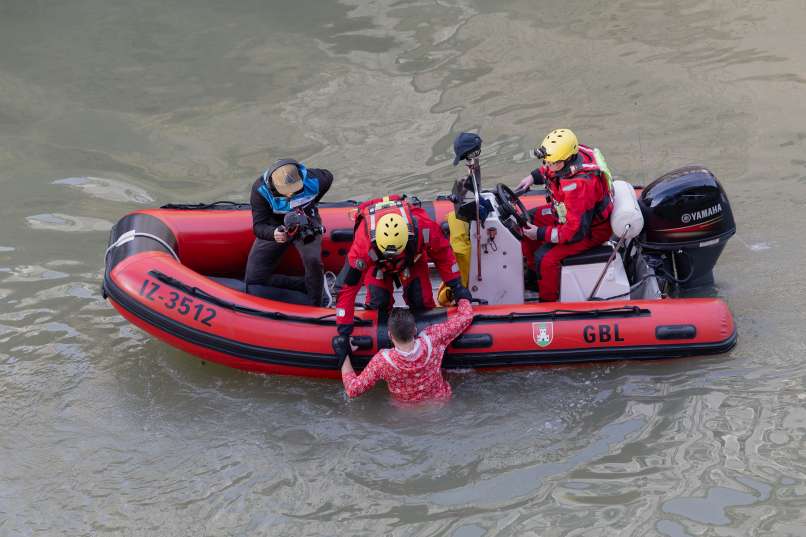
283 209 320 244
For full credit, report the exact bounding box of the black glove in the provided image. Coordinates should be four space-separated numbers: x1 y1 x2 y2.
332 335 351 368
452 285 472 303
530 169 546 186
446 278 472 303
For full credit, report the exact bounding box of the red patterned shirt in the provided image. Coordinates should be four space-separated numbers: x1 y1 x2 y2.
342 300 474 402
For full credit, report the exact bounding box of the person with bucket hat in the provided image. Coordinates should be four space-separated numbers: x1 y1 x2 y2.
245 158 334 306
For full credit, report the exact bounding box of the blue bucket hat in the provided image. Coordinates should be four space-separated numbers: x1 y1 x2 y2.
452 132 482 166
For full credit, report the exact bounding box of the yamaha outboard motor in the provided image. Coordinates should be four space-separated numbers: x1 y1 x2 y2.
638 166 736 291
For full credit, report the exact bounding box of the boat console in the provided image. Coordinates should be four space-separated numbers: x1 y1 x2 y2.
464 190 525 305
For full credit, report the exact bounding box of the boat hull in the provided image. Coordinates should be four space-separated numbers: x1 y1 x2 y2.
103 197 737 378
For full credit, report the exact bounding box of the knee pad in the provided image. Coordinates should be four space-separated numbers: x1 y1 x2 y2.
367 285 392 311
337 262 363 287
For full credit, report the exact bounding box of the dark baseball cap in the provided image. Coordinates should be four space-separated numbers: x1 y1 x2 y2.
452 132 482 166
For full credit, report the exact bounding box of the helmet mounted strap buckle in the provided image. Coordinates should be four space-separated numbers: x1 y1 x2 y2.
530 146 548 160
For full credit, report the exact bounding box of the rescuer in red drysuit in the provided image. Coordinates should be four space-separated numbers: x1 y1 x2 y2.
515 129 614 302
332 195 471 345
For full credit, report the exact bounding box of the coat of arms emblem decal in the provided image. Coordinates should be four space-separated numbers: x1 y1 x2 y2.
532 322 554 348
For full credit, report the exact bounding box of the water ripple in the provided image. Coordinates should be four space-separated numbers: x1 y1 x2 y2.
53 176 154 204
26 213 112 233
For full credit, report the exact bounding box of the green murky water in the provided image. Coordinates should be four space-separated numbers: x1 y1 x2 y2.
2 0 806 535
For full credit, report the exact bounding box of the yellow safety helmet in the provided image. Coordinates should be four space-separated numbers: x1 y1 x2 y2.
539 128 579 163
375 213 409 256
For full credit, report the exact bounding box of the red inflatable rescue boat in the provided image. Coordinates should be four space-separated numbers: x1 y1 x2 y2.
103 166 737 378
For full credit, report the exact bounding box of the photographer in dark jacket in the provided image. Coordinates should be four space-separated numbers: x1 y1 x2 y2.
245 159 333 306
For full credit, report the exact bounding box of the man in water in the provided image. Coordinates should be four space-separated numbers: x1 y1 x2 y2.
338 298 474 402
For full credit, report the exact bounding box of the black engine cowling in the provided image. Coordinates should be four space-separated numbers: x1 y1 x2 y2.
638 166 736 290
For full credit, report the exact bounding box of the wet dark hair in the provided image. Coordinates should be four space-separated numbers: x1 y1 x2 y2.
388 308 416 343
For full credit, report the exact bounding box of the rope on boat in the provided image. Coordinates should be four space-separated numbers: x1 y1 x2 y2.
105 230 180 261
160 201 251 210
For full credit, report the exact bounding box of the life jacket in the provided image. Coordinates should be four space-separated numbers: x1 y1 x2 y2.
257 163 320 214
356 195 429 282
548 145 614 226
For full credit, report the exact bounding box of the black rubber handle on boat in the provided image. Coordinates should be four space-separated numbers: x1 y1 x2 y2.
451 333 493 349
655 324 697 340
350 336 374 350
330 228 355 242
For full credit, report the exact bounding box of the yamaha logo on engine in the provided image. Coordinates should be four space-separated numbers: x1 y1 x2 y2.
681 203 722 224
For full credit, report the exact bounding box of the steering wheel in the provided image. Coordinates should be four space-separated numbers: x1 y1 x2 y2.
495 183 530 240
